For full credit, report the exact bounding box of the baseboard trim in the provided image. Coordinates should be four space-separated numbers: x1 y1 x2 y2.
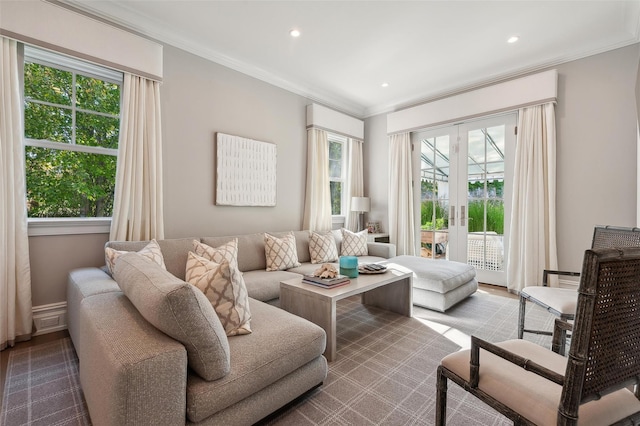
32 302 68 336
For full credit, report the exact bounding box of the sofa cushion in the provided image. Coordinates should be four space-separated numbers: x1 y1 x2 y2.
193 239 239 270
114 252 231 381
340 228 368 256
185 298 327 422
265 232 301 271
185 252 252 336
202 234 266 273
241 269 300 302
105 238 166 275
309 231 339 264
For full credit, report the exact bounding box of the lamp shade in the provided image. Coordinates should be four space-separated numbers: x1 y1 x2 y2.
351 197 370 212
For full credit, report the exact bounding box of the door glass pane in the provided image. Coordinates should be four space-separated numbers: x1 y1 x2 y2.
467 125 505 271
420 135 449 259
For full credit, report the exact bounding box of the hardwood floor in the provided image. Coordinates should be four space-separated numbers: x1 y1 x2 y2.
0 284 514 405
478 282 519 299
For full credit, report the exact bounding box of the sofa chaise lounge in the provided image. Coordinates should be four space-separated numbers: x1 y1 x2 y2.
67 230 395 425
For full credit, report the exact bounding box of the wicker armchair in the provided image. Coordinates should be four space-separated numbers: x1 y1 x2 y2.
436 247 640 425
517 225 640 342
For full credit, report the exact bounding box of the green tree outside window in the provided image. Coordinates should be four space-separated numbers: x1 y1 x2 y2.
24 58 121 218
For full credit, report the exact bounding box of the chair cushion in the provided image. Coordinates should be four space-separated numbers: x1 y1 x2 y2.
114 252 231 381
521 286 577 316
185 298 326 422
441 339 640 425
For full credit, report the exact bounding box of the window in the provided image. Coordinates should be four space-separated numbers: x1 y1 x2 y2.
23 46 122 218
328 134 346 216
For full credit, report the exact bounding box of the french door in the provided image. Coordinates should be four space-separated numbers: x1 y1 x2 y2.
412 113 516 286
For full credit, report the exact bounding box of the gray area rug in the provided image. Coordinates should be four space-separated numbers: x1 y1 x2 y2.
2 291 554 425
1 337 91 426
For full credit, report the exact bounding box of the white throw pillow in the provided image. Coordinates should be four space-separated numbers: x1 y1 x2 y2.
309 230 339 264
185 251 251 336
105 239 166 275
340 228 368 256
192 239 239 270
264 232 301 271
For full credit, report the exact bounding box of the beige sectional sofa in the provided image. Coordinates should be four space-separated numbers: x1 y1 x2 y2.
67 230 395 426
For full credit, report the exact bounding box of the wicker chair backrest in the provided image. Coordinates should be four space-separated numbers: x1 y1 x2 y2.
591 225 640 250
561 247 640 420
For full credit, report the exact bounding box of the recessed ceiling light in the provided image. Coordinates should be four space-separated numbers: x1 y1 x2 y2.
507 36 519 44
381 82 389 88
289 29 301 38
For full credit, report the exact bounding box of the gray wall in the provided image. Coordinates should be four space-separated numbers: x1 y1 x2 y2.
27 42 640 307
555 44 638 271
364 43 640 275
161 45 310 238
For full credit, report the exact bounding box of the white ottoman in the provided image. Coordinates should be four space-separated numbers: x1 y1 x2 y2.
384 255 478 312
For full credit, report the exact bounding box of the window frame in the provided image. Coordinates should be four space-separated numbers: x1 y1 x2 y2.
328 133 347 219
22 45 123 235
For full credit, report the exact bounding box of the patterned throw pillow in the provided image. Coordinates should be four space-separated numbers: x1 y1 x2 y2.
264 232 301 271
185 251 251 336
309 230 339 264
105 239 166 275
341 228 368 256
192 239 239 270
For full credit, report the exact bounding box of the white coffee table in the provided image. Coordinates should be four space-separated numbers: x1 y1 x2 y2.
280 269 413 361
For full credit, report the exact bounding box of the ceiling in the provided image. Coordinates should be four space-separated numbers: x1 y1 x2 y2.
60 0 640 118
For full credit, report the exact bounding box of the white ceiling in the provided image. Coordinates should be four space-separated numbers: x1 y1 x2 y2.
61 0 640 118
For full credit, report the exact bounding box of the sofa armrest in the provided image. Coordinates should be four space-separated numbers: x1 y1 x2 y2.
367 242 396 259
77 292 188 426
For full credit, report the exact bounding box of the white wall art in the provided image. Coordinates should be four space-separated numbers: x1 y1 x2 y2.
216 133 277 206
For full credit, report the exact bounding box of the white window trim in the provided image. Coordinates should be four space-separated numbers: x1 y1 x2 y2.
28 217 111 236
23 45 122 234
328 133 347 217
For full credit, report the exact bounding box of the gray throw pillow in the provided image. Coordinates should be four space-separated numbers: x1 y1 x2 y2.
114 252 230 381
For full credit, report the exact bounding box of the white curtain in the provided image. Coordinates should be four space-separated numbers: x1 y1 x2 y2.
507 103 558 293
110 73 164 241
345 138 364 231
388 132 416 256
302 128 332 231
1 38 32 350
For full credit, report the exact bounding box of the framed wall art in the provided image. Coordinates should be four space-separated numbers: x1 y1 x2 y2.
215 132 277 206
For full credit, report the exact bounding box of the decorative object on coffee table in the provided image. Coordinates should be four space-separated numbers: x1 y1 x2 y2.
339 256 359 278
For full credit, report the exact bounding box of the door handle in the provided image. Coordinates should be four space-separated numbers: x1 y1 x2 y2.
460 206 466 227
450 206 455 227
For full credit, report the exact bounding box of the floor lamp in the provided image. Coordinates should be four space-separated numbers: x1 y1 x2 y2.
351 197 370 232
